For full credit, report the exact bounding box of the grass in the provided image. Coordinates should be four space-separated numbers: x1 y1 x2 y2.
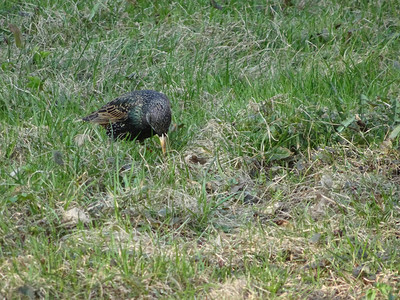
1 0 400 298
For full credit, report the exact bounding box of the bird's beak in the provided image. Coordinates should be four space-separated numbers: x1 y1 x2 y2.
159 134 167 155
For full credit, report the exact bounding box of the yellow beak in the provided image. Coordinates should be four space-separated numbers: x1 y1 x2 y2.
159 134 167 155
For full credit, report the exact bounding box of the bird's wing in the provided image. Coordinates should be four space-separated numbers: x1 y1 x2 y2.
83 103 130 125
146 111 159 134
145 112 152 128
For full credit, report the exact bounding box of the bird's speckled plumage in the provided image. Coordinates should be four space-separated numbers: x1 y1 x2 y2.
82 90 171 152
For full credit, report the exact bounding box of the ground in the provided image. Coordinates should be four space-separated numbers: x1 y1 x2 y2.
1 0 399 298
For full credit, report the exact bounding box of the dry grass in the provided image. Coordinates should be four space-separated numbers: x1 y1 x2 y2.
1 0 400 298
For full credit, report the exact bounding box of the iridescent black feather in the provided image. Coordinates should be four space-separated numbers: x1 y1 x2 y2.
82 90 171 142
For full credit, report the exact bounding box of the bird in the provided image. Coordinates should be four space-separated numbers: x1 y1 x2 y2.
82 90 172 154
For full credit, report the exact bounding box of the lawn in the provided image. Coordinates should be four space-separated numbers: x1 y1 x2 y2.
1 0 399 298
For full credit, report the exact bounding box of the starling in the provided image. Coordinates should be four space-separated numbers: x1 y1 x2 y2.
82 90 172 154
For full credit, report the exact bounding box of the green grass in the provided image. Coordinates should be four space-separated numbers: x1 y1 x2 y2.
1 0 400 298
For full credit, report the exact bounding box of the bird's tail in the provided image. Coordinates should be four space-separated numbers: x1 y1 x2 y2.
82 112 99 122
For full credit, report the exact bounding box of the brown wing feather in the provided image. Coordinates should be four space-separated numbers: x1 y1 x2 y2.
82 103 129 125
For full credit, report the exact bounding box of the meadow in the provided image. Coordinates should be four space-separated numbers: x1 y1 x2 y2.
1 0 399 298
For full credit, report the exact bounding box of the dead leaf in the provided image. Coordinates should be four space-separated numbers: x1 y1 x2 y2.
8 24 23 48
63 207 90 225
230 182 246 193
274 219 291 227
185 153 208 165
